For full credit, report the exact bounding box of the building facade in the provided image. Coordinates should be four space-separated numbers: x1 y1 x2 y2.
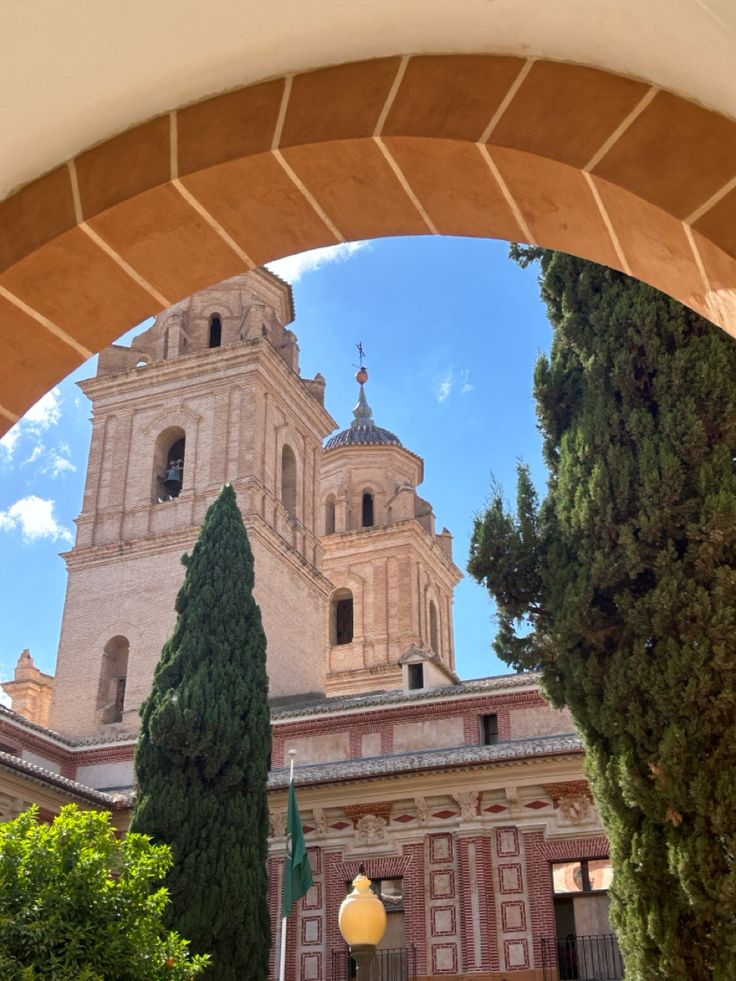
0 272 617 981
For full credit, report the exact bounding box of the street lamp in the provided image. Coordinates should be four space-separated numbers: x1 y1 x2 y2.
338 864 387 978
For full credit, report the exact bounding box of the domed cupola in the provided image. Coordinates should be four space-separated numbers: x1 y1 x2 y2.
324 367 401 449
319 363 462 698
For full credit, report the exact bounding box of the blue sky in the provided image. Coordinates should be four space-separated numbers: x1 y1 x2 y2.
0 236 552 688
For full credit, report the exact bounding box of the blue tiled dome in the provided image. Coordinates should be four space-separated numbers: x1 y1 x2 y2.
325 423 401 449
325 372 402 450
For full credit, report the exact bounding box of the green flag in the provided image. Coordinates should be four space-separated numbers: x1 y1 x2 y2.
282 782 313 917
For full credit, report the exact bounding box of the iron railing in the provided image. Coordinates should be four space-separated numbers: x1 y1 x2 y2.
541 934 624 981
331 945 417 980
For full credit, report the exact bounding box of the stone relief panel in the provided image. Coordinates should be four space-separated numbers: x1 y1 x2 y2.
427 831 460 976
431 943 458 974
296 847 324 981
429 833 453 864
491 826 534 974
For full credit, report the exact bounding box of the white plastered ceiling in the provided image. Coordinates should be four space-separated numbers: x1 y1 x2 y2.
2 0 735 199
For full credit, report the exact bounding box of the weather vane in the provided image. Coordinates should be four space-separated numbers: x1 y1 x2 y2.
354 342 366 369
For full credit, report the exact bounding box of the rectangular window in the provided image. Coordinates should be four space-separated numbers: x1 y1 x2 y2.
552 858 613 894
481 713 499 745
408 663 424 690
371 877 404 911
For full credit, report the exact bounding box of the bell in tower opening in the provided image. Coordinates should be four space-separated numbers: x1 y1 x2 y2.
162 437 185 498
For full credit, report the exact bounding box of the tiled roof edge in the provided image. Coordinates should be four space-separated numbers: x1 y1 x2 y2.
271 672 542 719
0 751 133 809
267 733 582 788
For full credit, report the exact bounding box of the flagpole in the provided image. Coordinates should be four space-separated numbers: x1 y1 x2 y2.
278 749 297 981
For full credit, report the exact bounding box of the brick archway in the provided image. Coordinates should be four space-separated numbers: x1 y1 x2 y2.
2 54 735 434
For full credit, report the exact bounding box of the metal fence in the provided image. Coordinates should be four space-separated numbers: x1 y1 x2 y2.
331 945 417 980
541 934 624 981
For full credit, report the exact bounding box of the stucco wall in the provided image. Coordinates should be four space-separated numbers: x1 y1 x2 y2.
393 717 465 753
509 704 575 739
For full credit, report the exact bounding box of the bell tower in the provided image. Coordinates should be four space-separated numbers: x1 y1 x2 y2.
320 368 462 696
50 270 336 738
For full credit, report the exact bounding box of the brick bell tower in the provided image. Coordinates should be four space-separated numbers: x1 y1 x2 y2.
320 366 462 697
50 270 336 738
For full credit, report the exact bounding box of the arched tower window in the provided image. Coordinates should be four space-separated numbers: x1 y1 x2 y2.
165 436 185 498
325 495 336 535
362 491 374 528
153 427 186 501
331 589 354 646
429 600 440 655
96 636 129 724
208 314 222 348
281 445 297 520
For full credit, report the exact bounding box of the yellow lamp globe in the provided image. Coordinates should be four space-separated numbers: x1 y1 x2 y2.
338 866 387 948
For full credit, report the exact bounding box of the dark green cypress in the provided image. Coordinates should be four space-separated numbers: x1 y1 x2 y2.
130 484 271 981
469 249 736 979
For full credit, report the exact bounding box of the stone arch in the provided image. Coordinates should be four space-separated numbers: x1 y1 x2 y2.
96 635 129 725
330 587 354 646
361 487 375 528
2 54 736 433
428 597 440 657
280 443 298 521
152 425 186 501
324 492 336 535
208 312 222 348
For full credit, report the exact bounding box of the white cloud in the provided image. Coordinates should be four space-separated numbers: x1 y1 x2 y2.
32 442 76 479
435 367 473 403
267 241 370 283
24 388 62 430
0 496 73 544
0 428 20 461
23 443 44 465
437 370 454 403
0 387 63 464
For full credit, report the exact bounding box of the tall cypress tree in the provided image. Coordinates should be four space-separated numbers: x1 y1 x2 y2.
469 249 736 978
131 484 271 981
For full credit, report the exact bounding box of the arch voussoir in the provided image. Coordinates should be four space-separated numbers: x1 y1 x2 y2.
1 53 736 436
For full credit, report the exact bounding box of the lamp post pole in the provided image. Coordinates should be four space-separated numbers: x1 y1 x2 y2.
350 945 376 979
338 864 387 979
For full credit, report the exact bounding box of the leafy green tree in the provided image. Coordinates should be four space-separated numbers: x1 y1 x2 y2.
469 248 736 979
0 803 209 980
131 484 271 981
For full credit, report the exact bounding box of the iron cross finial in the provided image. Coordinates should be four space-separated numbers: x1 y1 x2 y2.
355 341 366 368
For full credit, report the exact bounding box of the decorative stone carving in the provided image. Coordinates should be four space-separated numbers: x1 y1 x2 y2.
544 781 595 825
453 790 479 821
505 785 522 817
313 807 328 835
355 813 387 845
415 795 429 826
269 809 287 838
344 801 393 824
559 795 591 824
